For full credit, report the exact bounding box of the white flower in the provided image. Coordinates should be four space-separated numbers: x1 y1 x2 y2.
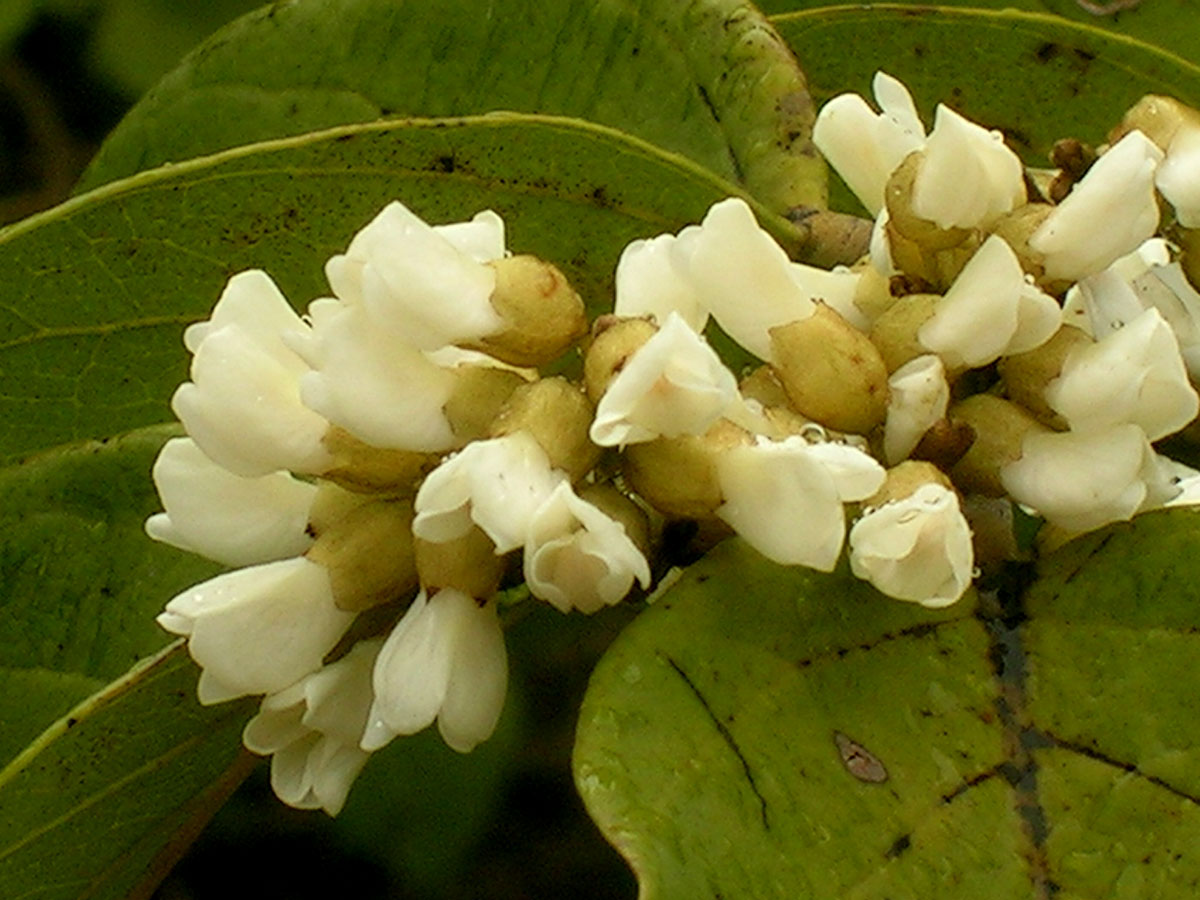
1031 130 1164 281
362 589 507 754
1132 262 1200 378
524 482 651 614
289 299 459 452
675 198 817 359
325 202 504 350
788 264 869 332
1001 424 1166 534
1045 307 1199 441
145 437 317 568
715 436 886 570
813 71 926 216
413 432 564 553
242 639 380 816
157 557 354 703
882 355 950 464
590 313 741 446
614 232 709 332
918 236 1060 367
848 483 974 608
911 105 1025 230
1157 121 1200 228
171 271 332 477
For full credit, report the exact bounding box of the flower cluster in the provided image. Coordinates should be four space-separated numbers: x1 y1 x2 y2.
148 75 1200 814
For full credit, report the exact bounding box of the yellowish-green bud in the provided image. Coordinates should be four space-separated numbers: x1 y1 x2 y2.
998 325 1092 426
769 303 890 434
307 499 418 612
865 460 953 508
989 202 1066 291
1113 94 1200 152
852 261 895 325
910 418 976 472
886 225 983 292
948 395 1049 497
307 481 374 535
1178 225 1200 295
739 365 790 409
868 292 941 374
444 365 530 445
320 426 438 496
583 316 657 404
489 376 600 480
885 153 973 251
623 419 751 519
414 524 506 600
465 255 588 365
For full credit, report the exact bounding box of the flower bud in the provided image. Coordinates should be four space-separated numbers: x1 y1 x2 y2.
306 499 418 612
415 524 506 600
319 426 439 495
739 365 791 409
989 203 1058 288
998 326 1091 426
307 482 373 536
623 419 752 519
948 395 1049 496
769 303 890 434
490 377 600 480
464 255 587 365
583 316 657 403
868 292 941 373
885 153 974 250
864 460 953 507
444 365 529 445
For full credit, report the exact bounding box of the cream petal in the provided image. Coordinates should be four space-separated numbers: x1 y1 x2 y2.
590 313 740 446
788 264 869 332
883 355 950 464
1030 130 1164 281
434 209 506 262
614 232 709 332
918 235 1024 368
715 437 851 570
146 438 317 567
437 599 508 753
679 199 816 359
1158 125 1200 228
184 270 307 360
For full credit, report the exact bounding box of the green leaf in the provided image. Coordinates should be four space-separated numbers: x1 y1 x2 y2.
772 5 1200 166
0 112 793 465
0 426 261 900
575 515 1200 898
76 0 824 213
761 1 1200 68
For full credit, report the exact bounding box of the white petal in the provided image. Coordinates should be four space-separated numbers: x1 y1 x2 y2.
716 437 860 570
678 198 816 359
1031 130 1164 281
614 232 709 332
918 235 1024 368
803 441 888 502
162 558 352 701
414 433 563 553
883 355 950 464
326 202 503 350
173 325 331 477
1046 307 1199 440
437 599 508 753
1158 124 1200 228
849 484 974 606
590 313 740 446
812 72 926 216
146 438 317 567
184 270 307 358
524 482 651 614
912 105 1025 230
1133 262 1200 378
1006 279 1062 356
789 265 869 332
1001 425 1155 534
434 209 506 262
297 302 457 451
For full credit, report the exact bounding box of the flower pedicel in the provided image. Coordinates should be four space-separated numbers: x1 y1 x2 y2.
148 76 1200 813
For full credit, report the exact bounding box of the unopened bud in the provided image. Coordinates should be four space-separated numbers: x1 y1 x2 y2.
739 365 790 408
583 316 657 403
948 395 1049 496
307 482 374 535
864 460 953 508
465 255 588 365
769 303 890 434
885 154 973 251
869 292 941 373
307 499 418 611
320 426 438 495
989 203 1060 289
415 524 506 600
852 261 895 325
1113 94 1200 152
444 365 529 445
623 419 752 519
998 325 1091 425
490 377 600 479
